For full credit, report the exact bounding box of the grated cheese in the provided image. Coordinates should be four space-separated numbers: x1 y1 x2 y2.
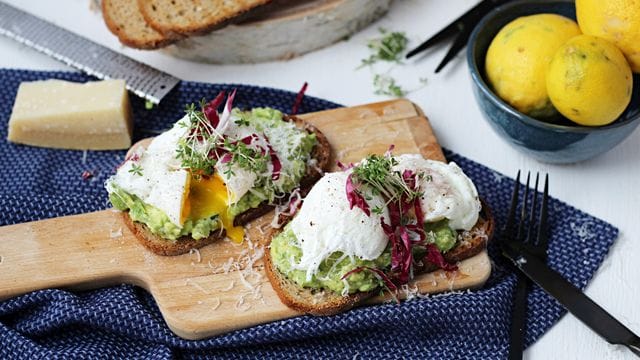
189 248 202 265
341 279 351 296
400 283 430 301
270 189 303 229
109 227 123 238
211 298 221 311
205 235 266 310
234 293 251 312
220 281 235 292
307 158 324 177
221 257 234 274
570 221 596 242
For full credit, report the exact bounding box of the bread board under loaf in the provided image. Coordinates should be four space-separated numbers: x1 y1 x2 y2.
162 0 392 63
0 99 491 340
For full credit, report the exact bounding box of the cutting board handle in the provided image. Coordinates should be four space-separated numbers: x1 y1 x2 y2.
0 210 148 300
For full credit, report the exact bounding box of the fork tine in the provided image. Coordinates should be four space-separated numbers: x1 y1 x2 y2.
536 174 550 259
526 173 540 243
516 172 531 242
505 171 521 238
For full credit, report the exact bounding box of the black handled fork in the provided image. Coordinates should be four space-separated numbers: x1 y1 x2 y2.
503 172 548 359
501 172 640 357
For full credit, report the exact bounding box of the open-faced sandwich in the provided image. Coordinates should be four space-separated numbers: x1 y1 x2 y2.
105 91 330 255
265 151 494 315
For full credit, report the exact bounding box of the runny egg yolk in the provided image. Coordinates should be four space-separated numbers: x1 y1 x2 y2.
183 174 244 243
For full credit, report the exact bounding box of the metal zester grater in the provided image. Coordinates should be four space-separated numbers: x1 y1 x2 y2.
0 2 180 104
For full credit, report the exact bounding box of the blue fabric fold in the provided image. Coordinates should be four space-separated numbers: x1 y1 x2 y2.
0 69 618 359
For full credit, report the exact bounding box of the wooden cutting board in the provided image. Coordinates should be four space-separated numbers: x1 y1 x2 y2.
0 99 491 340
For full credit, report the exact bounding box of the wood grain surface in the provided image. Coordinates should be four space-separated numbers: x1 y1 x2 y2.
0 100 491 340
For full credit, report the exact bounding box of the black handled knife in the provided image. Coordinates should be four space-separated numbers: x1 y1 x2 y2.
503 246 640 357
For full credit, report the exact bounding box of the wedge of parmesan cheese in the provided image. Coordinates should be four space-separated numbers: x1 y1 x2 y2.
7 79 133 150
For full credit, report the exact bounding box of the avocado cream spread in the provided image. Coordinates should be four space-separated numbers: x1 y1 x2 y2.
109 186 220 241
270 220 458 295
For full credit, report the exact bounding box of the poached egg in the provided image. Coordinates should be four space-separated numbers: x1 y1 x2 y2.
107 116 244 243
393 154 481 230
287 153 482 278
289 171 390 279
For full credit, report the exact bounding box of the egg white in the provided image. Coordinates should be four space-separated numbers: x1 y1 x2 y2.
393 154 481 230
290 171 390 279
108 116 190 227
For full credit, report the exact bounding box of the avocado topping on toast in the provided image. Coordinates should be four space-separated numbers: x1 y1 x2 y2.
265 151 494 314
105 91 331 255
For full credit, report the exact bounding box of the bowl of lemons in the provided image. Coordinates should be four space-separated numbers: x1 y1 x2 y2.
467 0 640 163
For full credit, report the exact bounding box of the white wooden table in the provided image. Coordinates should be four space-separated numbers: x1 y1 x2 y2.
1 1 638 358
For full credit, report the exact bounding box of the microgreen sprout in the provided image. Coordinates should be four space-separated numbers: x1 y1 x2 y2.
129 164 143 176
351 153 422 204
373 74 406 97
361 28 408 66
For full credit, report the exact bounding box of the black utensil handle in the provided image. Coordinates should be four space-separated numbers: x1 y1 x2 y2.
508 273 528 360
515 252 640 355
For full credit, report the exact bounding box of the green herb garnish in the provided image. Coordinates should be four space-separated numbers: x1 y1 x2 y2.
175 101 220 176
359 28 415 98
129 164 143 176
175 102 272 179
351 154 422 204
373 74 406 97
219 138 269 178
361 28 409 66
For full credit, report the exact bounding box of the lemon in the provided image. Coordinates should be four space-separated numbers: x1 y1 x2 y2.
485 14 581 118
576 0 640 73
546 35 633 126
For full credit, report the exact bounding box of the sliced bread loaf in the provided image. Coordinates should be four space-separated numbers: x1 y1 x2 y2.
102 0 179 49
138 0 273 36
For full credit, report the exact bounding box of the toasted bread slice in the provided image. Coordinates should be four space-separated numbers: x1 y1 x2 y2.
102 0 179 49
138 0 273 36
122 210 225 256
120 115 331 256
264 203 495 316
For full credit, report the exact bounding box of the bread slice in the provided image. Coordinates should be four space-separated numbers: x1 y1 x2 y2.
138 0 273 36
264 203 495 316
122 210 225 256
120 115 331 256
102 0 179 49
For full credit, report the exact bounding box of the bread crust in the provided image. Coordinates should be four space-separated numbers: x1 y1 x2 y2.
264 243 372 316
120 114 330 256
121 210 225 256
138 0 273 37
264 202 496 315
102 0 179 49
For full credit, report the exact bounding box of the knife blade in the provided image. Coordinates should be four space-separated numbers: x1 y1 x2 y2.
0 2 180 104
503 246 640 356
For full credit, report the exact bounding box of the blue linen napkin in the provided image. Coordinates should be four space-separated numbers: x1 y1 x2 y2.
0 69 618 359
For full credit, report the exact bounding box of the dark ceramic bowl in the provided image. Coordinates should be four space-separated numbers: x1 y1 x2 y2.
467 0 640 163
